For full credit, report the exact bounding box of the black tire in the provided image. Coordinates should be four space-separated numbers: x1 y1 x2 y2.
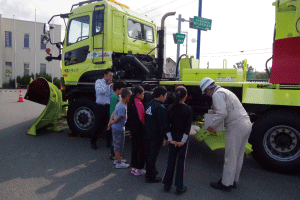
67 97 98 137
250 110 300 173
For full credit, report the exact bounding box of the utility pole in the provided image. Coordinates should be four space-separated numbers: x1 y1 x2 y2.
51 22 54 83
182 31 188 55
176 14 182 63
34 9 36 80
196 0 202 60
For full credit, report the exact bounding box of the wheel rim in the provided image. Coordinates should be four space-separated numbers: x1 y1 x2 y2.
263 125 300 162
74 107 95 130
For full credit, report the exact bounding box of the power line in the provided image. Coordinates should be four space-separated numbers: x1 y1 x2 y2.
200 48 272 55
168 51 272 59
169 0 198 13
149 0 198 20
142 0 181 15
201 51 272 58
134 0 161 11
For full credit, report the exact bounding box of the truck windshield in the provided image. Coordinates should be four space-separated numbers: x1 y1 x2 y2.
67 16 90 46
128 19 153 43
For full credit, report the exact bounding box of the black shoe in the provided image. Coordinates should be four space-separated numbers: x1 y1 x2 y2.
210 179 231 192
146 177 162 183
164 185 171 192
176 186 187 195
91 143 97 150
230 181 237 189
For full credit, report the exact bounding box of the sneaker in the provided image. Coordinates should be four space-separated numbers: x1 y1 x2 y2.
131 168 137 174
164 185 171 192
114 159 127 165
133 170 142 176
176 186 187 195
136 169 146 175
116 162 130 169
134 169 146 176
146 177 162 183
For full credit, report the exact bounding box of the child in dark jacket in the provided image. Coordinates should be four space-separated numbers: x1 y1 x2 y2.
128 86 146 176
162 86 193 195
145 86 169 183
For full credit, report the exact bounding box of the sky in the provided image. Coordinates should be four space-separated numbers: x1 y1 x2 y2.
0 0 276 72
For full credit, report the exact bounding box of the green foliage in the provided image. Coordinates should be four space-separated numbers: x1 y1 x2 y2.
233 60 253 71
36 73 52 82
53 77 61 89
2 79 15 88
17 74 35 86
248 66 254 71
1 73 61 89
256 72 269 79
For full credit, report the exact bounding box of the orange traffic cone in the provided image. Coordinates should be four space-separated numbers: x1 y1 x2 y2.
18 90 24 102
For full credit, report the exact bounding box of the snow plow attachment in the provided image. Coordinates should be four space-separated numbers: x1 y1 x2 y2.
194 126 253 154
24 78 67 136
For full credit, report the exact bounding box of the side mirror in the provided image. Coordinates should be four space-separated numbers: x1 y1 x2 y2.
43 24 50 35
41 35 49 45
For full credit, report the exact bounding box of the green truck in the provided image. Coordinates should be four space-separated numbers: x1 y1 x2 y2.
25 0 300 173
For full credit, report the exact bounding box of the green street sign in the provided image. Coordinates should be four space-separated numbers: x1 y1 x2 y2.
190 16 212 30
173 33 186 44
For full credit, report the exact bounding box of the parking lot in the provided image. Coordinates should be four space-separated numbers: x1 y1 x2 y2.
0 89 299 200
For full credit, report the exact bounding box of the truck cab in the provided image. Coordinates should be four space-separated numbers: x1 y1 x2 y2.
62 0 158 87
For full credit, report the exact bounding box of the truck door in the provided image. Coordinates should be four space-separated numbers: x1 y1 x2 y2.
62 12 92 84
112 11 124 53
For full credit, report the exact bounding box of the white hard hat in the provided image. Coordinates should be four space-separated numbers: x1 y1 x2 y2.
200 77 215 94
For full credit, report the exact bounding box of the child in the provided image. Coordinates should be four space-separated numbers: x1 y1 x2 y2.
107 88 132 168
128 86 146 175
145 86 169 183
162 86 193 195
107 80 127 160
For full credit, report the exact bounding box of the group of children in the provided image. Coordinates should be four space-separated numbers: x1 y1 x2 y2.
105 81 193 195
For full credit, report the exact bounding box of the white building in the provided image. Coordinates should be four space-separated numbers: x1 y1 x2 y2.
0 15 61 87
164 57 177 78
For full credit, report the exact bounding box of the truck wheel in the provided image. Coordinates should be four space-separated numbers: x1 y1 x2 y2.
250 110 300 173
67 97 97 137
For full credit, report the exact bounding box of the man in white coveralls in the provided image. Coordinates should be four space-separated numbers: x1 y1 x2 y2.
200 77 252 192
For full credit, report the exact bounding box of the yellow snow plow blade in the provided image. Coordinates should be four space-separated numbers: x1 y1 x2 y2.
24 78 67 135
194 126 253 154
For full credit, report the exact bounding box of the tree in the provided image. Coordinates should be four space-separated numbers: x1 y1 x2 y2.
256 72 269 80
248 66 254 72
233 60 253 71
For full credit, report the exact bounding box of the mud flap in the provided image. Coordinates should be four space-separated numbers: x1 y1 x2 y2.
24 78 67 136
194 126 253 154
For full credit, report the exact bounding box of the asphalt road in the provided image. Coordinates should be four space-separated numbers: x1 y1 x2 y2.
0 89 299 200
